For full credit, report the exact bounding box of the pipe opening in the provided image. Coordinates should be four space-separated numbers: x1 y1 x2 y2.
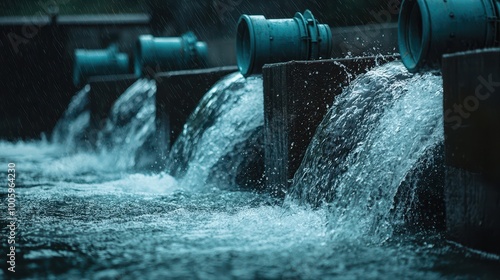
73 52 82 86
399 0 429 72
195 42 209 67
236 16 254 76
134 38 144 77
73 46 129 86
408 2 423 63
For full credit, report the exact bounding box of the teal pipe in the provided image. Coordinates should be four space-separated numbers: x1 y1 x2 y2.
236 10 332 77
398 0 500 72
134 32 208 77
73 45 129 86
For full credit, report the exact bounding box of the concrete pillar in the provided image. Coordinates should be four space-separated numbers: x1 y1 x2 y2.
263 56 398 196
442 48 500 254
154 66 238 161
87 74 138 145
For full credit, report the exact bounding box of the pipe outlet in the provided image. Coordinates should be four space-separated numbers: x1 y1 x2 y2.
236 10 332 77
73 45 129 86
134 32 208 77
398 0 500 72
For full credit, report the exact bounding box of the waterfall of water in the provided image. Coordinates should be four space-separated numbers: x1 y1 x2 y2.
97 79 157 170
7 59 500 279
167 73 265 190
52 85 92 151
289 62 444 242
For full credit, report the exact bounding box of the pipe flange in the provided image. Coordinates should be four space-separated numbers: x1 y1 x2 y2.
293 11 312 60
303 10 320 59
236 10 332 77
181 32 199 59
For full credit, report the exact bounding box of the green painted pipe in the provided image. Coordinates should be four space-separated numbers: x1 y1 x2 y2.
73 45 129 86
236 10 332 77
134 32 208 77
398 0 500 72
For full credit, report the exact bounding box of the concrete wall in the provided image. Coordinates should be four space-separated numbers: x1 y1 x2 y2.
442 48 500 254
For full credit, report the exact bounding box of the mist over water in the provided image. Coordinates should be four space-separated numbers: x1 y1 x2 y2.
2 63 500 279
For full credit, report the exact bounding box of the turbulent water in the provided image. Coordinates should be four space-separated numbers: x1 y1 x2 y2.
167 73 265 190
52 85 91 151
289 62 446 241
98 79 157 170
2 63 500 279
52 79 158 170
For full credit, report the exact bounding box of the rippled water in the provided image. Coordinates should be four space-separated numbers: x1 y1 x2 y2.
2 64 500 279
1 140 499 279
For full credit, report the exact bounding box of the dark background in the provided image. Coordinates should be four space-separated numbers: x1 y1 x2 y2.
0 0 398 140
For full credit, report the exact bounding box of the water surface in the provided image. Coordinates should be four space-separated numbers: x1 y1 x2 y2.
2 64 500 279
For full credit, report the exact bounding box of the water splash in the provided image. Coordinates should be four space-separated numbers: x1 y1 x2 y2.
97 79 157 170
52 85 91 151
289 62 444 242
167 73 265 190
3 64 500 279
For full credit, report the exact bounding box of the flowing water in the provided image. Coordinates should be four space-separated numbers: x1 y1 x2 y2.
290 62 445 241
167 73 265 190
53 79 158 171
1 65 500 279
98 79 157 170
52 85 91 152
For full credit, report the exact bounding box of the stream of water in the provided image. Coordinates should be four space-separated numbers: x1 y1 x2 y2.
1 64 500 279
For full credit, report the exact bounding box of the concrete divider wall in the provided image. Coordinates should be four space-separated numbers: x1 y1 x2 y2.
442 48 500 254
